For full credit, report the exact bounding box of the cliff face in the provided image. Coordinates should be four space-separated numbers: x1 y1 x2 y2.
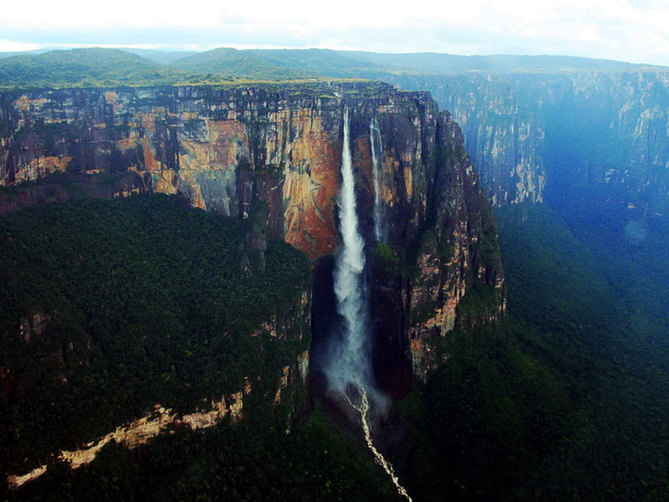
391 72 669 219
0 82 505 396
0 85 341 258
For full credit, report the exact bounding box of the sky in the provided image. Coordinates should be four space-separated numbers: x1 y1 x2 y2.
1 0 668 66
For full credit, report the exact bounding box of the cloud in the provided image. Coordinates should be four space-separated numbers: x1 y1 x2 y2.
0 39 41 52
1 0 668 65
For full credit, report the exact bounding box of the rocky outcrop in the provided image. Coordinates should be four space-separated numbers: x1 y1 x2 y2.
7 393 244 489
375 110 505 386
0 82 505 396
7 364 307 489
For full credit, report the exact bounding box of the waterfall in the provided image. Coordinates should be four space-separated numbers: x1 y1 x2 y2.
370 118 385 242
326 108 412 502
326 107 371 395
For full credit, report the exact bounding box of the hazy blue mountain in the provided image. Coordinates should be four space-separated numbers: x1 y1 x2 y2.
0 50 46 60
342 51 664 74
170 47 394 79
123 48 197 65
169 47 665 78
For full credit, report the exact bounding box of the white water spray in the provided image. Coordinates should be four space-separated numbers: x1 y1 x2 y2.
326 108 412 501
370 118 385 243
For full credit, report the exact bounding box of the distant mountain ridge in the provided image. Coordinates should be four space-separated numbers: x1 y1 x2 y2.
340 51 666 74
0 48 206 88
0 47 665 89
170 47 665 78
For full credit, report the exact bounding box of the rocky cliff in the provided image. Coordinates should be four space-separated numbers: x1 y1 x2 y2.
390 72 669 220
0 81 505 397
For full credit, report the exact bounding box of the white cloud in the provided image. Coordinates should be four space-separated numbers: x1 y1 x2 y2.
1 0 668 65
0 39 41 52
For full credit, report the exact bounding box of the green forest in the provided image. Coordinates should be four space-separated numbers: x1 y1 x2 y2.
12 405 403 501
0 193 405 500
0 194 313 479
1 192 667 501
390 204 668 500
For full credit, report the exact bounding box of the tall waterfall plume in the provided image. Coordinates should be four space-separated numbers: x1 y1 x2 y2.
370 118 385 242
326 108 412 501
325 107 372 395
